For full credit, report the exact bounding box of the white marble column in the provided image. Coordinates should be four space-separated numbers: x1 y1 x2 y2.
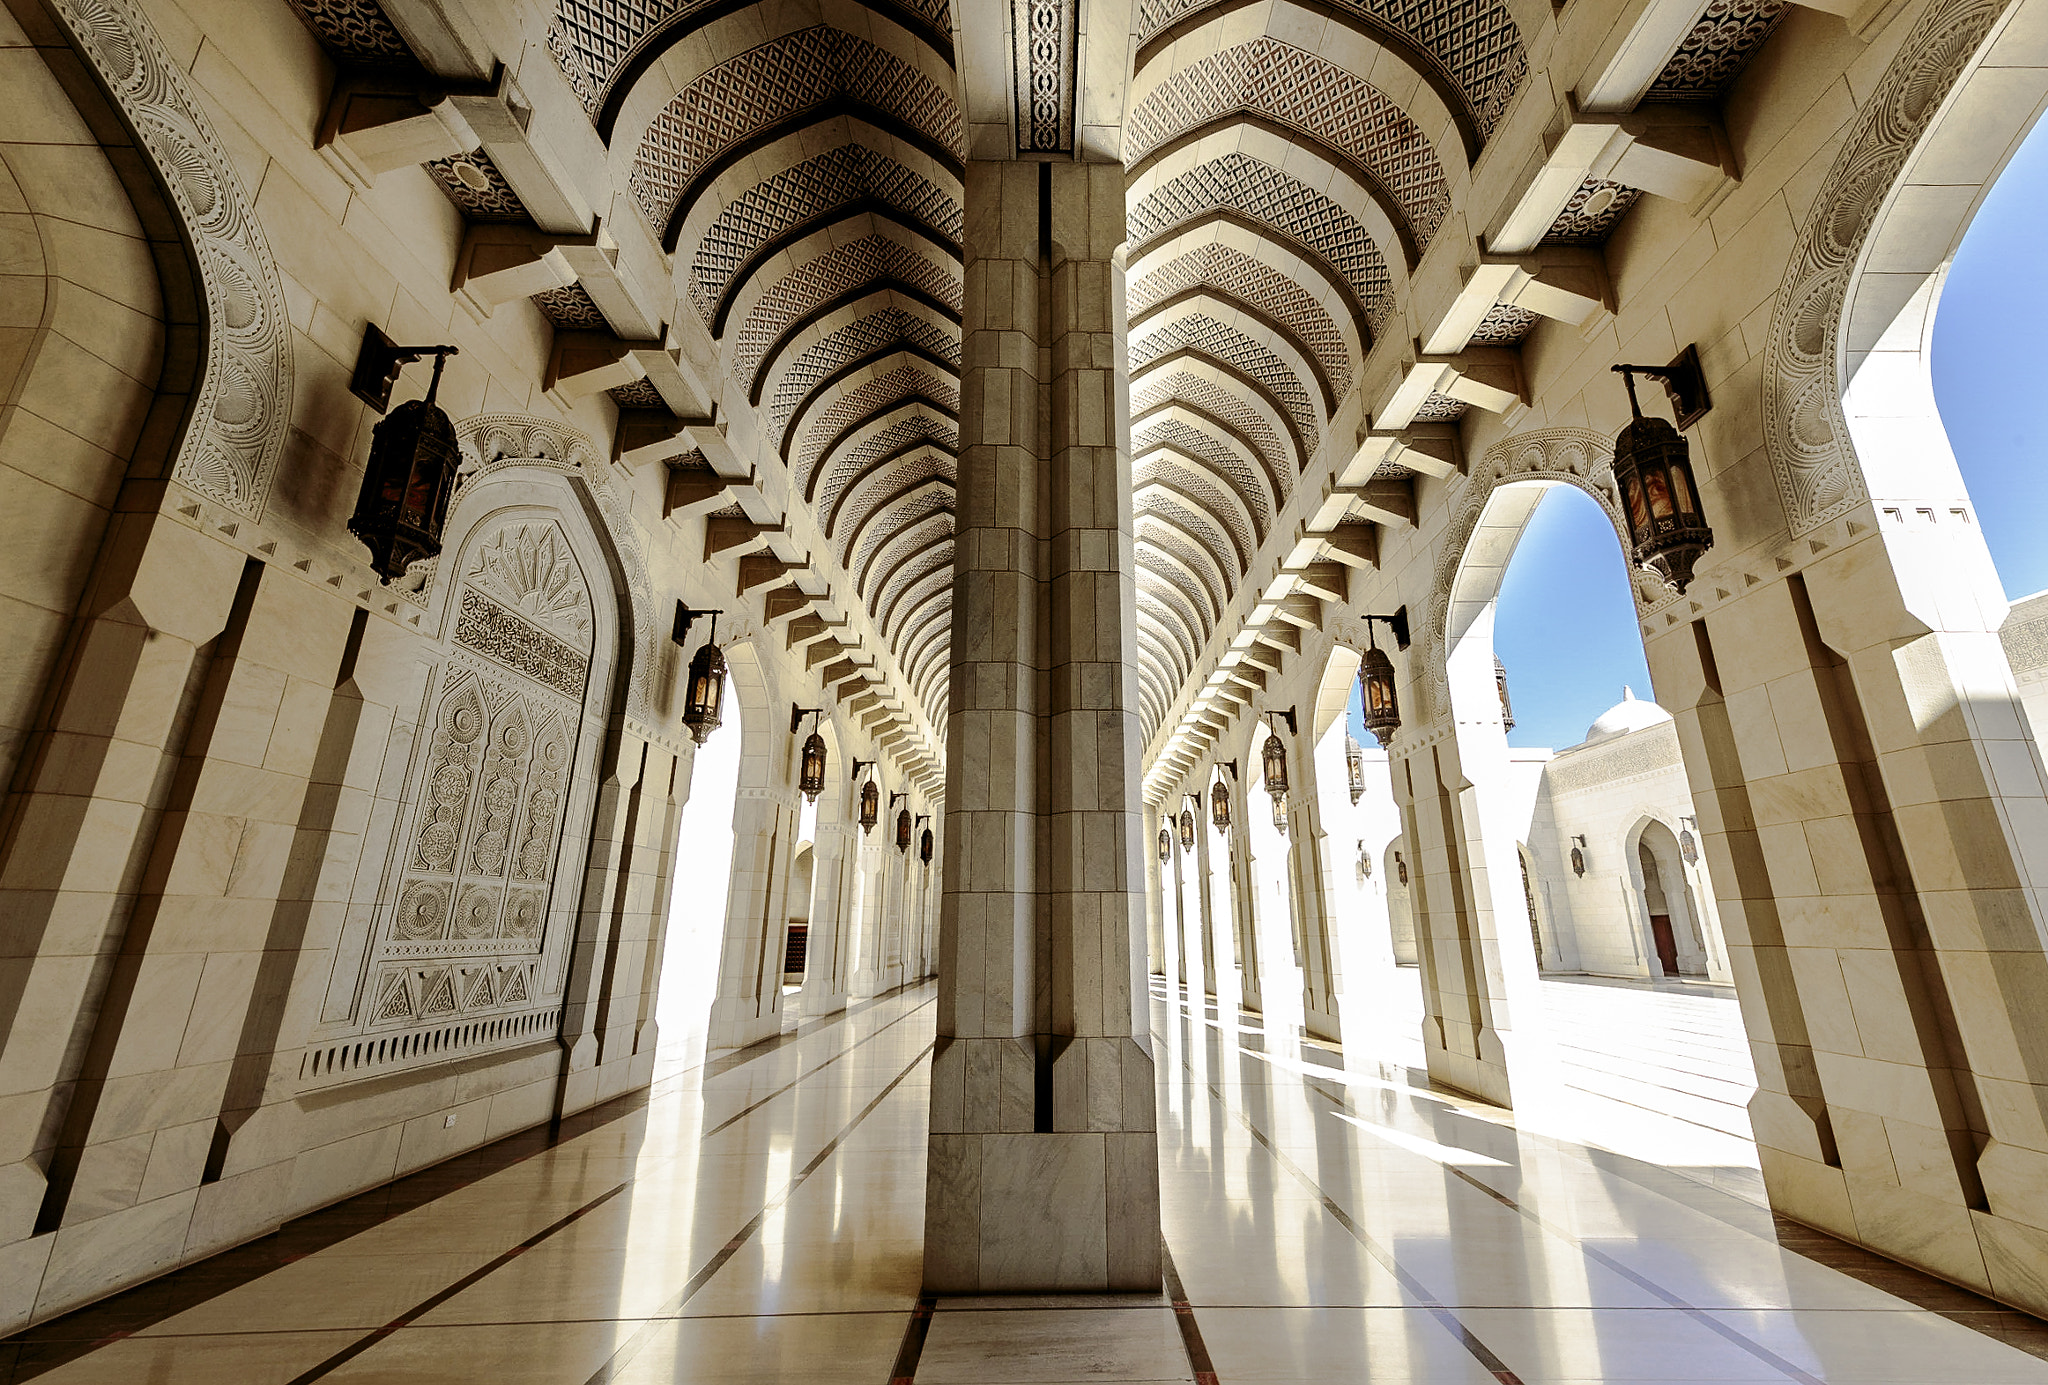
925 161 1160 1293
706 789 796 1050
796 820 854 1017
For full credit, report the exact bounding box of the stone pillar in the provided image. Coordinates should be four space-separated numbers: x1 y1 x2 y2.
1286 752 1343 1041
798 820 854 1017
707 789 795 1050
925 161 1160 1293
1658 555 2048 1308
1143 813 1167 979
849 830 887 997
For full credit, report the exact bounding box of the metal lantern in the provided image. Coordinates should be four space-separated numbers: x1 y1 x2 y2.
348 346 460 583
681 621 726 745
1570 836 1588 877
920 827 934 866
1680 829 1698 866
1495 656 1515 731
859 779 879 834
1611 360 1714 594
1271 794 1288 838
896 807 913 853
1260 708 1294 799
1210 777 1232 831
1345 734 1365 806
1157 827 1173 862
792 706 826 804
1178 809 1195 853
1395 851 1408 886
1359 644 1400 747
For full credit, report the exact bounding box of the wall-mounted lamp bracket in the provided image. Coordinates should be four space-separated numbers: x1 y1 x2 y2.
1612 345 1710 429
350 324 460 414
672 604 723 646
1265 705 1298 738
1219 760 1239 781
851 758 875 782
790 703 824 735
1363 609 1411 650
889 791 907 807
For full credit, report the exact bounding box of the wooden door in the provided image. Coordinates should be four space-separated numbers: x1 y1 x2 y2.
1650 915 1679 977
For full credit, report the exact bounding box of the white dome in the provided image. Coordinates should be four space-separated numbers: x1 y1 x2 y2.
1582 686 1672 744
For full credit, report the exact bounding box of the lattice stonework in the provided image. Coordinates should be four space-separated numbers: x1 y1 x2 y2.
630 28 964 235
1014 0 1077 152
1126 38 1450 250
772 308 960 436
731 236 963 392
685 147 963 325
1132 0 1525 141
803 366 960 508
424 149 529 222
1129 243 1353 399
1138 523 1229 611
855 497 953 587
372 521 593 1032
546 0 954 119
1467 301 1538 345
1128 153 1394 331
1133 417 1273 532
531 283 610 331
1132 312 1320 461
1131 369 1295 501
1136 458 1253 559
1646 0 1787 101
285 0 411 60
1544 178 1641 246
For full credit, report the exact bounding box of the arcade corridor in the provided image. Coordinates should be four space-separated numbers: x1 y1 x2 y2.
4 983 2045 1384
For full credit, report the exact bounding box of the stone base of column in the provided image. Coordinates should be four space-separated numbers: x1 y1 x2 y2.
849 968 881 999
1423 1020 1512 1107
923 1128 1162 1292
706 997 779 1053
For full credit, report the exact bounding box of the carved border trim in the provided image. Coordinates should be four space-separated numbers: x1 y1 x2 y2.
1762 0 2007 535
51 0 294 520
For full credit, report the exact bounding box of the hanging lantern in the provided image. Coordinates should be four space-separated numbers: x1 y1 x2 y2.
1611 361 1714 594
1571 837 1588 877
792 707 827 804
1345 734 1365 806
680 618 726 746
1177 810 1195 853
1157 826 1173 862
920 827 934 866
1357 840 1372 880
1360 644 1400 747
348 346 460 583
1495 656 1515 731
1210 777 1231 831
1680 829 1699 866
859 779 879 834
896 807 913 853
1271 794 1288 839
1394 851 1408 886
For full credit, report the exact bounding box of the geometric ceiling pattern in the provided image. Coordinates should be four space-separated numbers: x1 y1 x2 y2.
540 0 1576 748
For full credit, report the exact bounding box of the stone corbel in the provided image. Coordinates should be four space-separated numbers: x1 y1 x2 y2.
663 456 753 518
704 514 785 562
763 585 818 623
1318 522 1380 570
1343 420 1465 482
825 659 879 694
317 69 490 189
451 224 604 322
1423 247 1615 354
1272 592 1327 631
809 636 859 672
738 552 809 594
1488 96 1739 253
544 326 704 413
1290 563 1348 606
787 613 848 652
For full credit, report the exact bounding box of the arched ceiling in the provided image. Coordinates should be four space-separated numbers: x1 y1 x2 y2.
538 0 1540 758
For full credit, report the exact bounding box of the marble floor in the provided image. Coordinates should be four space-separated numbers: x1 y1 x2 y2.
5 975 2047 1383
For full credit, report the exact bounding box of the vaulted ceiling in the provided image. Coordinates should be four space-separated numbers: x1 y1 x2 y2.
320 0 1791 769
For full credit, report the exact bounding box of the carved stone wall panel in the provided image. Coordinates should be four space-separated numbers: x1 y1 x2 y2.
1762 0 2006 535
50 0 294 519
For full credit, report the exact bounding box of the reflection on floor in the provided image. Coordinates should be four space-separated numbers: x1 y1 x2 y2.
6 976 2048 1383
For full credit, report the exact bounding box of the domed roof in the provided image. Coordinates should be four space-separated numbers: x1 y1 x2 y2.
1583 687 1672 744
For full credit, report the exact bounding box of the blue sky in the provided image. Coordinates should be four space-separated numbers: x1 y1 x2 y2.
1931 114 2048 600
1484 111 2048 750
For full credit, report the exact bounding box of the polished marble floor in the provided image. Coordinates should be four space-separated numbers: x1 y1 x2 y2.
5 974 2048 1383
